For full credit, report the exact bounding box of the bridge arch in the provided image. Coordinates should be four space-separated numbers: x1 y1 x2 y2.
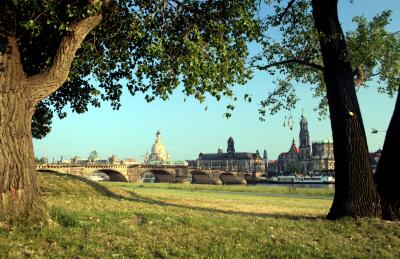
189 170 211 184
141 169 175 183
219 172 238 184
244 173 253 181
90 169 128 182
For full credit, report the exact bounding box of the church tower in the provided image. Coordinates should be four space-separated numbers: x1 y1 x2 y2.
299 112 311 161
227 137 235 157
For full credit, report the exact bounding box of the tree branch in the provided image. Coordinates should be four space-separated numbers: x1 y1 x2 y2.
28 13 102 102
353 65 365 87
274 0 297 26
253 59 324 72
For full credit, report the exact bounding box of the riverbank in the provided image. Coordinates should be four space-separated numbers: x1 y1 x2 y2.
0 171 398 258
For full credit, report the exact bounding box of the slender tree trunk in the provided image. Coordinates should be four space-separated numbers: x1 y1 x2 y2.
311 0 381 219
0 37 47 222
375 88 400 220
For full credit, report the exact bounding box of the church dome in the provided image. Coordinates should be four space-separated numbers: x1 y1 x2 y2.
150 130 166 161
151 142 166 156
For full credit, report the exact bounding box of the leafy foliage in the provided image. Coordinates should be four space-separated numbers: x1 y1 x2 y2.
31 102 53 139
10 0 260 138
254 0 400 120
346 11 400 96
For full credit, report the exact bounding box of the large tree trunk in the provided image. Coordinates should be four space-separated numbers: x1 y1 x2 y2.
375 88 400 220
311 0 381 219
0 37 47 222
0 0 101 222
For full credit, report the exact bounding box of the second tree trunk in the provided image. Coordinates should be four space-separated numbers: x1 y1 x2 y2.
375 88 400 220
311 0 381 219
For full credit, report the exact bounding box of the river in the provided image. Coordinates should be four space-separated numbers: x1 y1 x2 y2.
251 183 335 189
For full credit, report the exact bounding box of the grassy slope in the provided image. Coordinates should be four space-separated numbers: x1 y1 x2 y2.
0 172 398 258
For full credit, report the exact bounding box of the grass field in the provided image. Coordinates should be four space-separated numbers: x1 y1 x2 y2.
0 171 399 258
107 181 335 197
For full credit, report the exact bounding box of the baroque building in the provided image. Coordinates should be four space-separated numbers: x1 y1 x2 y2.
144 130 171 164
196 137 266 173
311 141 334 172
275 114 335 175
277 139 301 174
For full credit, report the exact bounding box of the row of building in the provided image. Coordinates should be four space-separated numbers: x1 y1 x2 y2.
41 115 381 176
269 114 335 175
46 114 334 175
190 113 335 176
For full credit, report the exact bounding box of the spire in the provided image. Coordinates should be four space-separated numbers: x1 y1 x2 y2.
299 111 310 148
227 136 235 155
263 149 268 160
156 130 161 143
300 110 307 123
290 138 300 155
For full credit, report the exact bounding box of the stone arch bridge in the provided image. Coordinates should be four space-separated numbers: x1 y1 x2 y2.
36 164 251 184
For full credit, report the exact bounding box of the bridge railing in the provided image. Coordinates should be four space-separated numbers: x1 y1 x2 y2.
128 164 188 169
35 164 128 169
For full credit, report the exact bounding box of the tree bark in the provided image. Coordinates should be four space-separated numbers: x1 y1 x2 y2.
375 88 400 220
29 13 102 101
0 0 101 222
311 0 381 219
0 37 47 222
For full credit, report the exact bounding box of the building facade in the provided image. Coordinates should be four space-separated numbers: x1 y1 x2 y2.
311 141 335 172
274 114 335 175
277 139 301 174
196 137 266 173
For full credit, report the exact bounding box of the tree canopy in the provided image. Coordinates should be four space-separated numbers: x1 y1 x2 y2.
13 0 261 138
253 0 400 119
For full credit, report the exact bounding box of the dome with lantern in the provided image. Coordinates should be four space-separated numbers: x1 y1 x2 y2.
145 130 171 164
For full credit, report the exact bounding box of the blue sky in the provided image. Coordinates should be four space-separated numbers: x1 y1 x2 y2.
33 0 400 162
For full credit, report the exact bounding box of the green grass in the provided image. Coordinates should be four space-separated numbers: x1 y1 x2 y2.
106 181 335 197
0 171 399 258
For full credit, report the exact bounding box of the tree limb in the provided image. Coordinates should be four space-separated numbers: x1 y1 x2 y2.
253 59 324 72
353 65 365 87
274 0 297 26
29 13 102 102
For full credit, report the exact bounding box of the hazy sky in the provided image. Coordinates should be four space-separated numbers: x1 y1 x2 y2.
33 0 400 162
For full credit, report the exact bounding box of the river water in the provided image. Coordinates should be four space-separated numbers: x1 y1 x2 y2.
251 183 335 189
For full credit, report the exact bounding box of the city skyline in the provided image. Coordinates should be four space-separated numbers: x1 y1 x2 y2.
33 0 400 162
32 81 395 163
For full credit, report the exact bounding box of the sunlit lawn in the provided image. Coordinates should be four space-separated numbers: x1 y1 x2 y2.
0 171 398 258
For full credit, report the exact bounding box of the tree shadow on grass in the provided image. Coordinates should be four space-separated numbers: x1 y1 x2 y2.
124 190 324 221
39 171 324 221
39 171 126 199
